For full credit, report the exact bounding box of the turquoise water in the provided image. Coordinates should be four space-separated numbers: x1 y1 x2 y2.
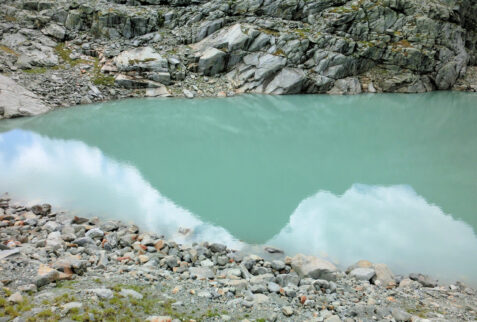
1 92 477 284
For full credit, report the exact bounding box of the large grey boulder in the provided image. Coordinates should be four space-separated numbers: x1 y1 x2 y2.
0 74 51 119
264 68 305 94
198 48 226 76
290 254 337 281
114 47 168 72
191 23 256 52
328 77 362 95
371 263 395 287
41 24 66 41
251 53 287 81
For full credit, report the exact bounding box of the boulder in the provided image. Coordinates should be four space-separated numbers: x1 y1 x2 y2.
198 48 226 76
349 268 376 281
328 77 362 95
371 263 395 287
290 254 337 281
114 47 168 72
191 23 256 52
0 74 50 119
264 68 305 94
189 267 214 280
41 24 66 40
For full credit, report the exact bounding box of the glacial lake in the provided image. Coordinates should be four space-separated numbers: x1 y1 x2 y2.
1 92 477 285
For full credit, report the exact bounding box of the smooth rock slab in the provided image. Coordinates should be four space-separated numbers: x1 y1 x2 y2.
0 74 50 119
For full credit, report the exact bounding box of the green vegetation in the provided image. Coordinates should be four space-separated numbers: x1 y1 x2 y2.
92 58 115 86
54 43 86 67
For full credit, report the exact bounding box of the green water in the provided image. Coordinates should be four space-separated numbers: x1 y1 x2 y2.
1 92 477 283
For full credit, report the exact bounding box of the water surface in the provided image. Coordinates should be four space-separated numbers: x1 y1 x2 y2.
1 92 477 284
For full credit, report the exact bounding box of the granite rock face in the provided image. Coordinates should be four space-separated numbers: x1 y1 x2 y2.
0 74 50 119
0 0 476 116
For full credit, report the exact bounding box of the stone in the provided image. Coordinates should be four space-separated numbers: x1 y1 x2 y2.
264 68 305 94
254 54 287 81
192 23 254 52
291 254 337 281
328 77 362 95
282 306 294 316
371 264 395 287
189 267 214 280
267 282 281 293
201 259 214 267
390 308 412 322
209 243 227 253
7 292 23 303
0 75 50 119
100 221 119 232
198 48 226 76
90 288 113 299
114 47 168 72
349 268 376 281
271 260 285 271
35 265 61 288
183 89 195 98
85 228 104 239
138 255 149 263
0 248 20 260
62 302 83 313
164 255 179 268
346 260 373 274
409 273 438 287
42 24 66 40
325 316 342 322
120 289 143 300
195 19 225 42
253 294 269 304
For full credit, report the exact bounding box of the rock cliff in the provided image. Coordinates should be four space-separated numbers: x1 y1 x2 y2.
0 0 476 109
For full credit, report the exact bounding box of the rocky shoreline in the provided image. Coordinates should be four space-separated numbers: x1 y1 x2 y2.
1 194 476 321
1 0 477 118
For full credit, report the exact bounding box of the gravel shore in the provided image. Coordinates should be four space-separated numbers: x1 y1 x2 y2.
1 194 476 321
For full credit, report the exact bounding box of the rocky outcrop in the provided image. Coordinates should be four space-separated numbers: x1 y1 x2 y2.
0 0 476 114
0 74 50 119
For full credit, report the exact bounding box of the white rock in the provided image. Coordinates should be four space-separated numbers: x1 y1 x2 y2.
0 74 50 119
